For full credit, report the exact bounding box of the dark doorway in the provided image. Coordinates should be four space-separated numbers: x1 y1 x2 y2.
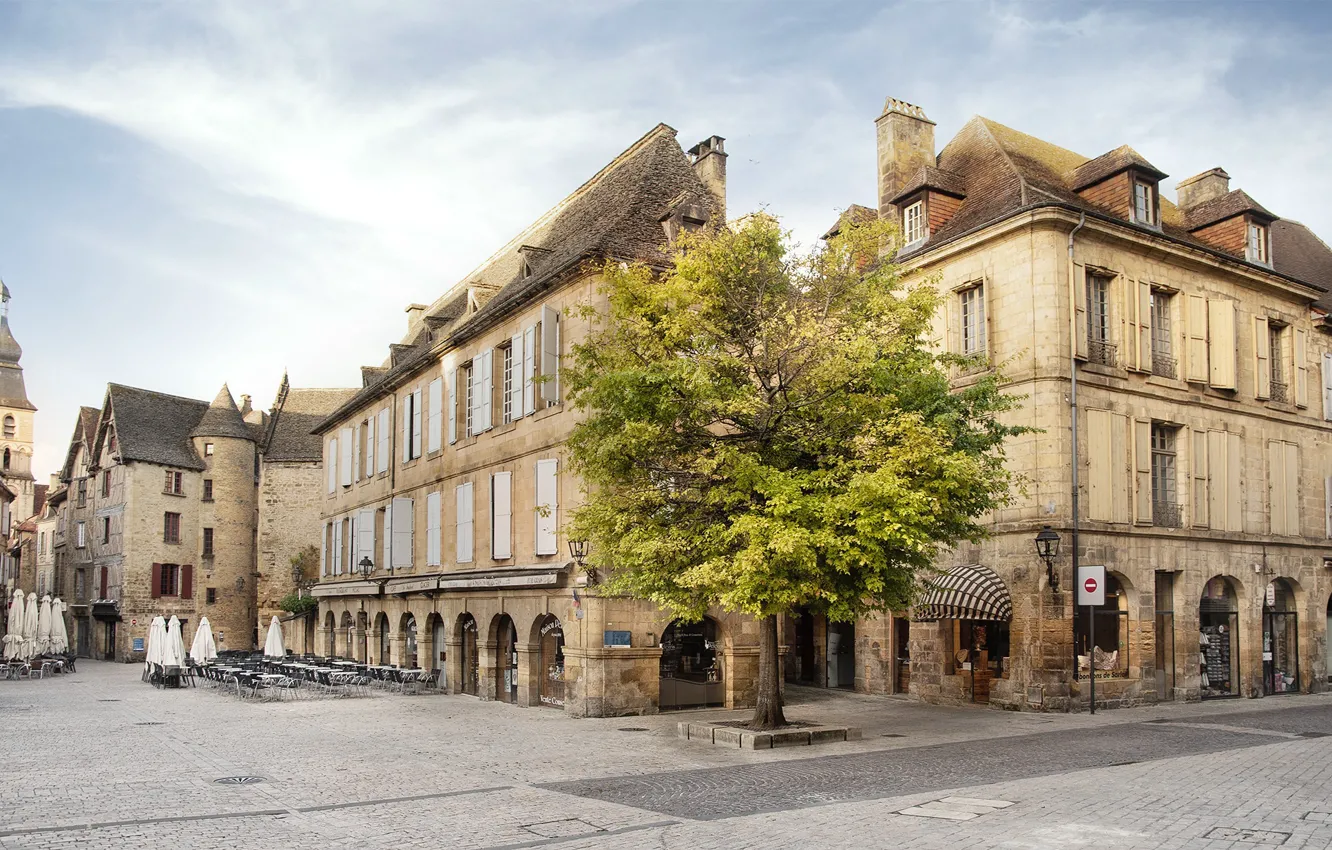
659 618 723 710
826 621 855 689
1200 576 1240 699
1262 580 1299 695
460 614 479 696
495 615 518 703
894 617 911 694
790 609 817 685
102 620 116 661
1155 571 1176 700
538 615 565 708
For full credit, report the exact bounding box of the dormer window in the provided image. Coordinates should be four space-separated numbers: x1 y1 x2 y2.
1246 221 1269 265
1132 179 1158 227
903 200 926 245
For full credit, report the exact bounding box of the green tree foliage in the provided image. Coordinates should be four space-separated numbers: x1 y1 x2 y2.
563 214 1026 728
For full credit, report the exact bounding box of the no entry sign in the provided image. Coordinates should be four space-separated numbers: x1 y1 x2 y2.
1078 565 1106 606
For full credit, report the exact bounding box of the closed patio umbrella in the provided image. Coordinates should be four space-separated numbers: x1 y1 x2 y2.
35 595 51 656
49 599 68 654
4 590 23 660
189 617 217 664
21 592 38 660
144 615 166 674
163 616 186 669
263 616 285 659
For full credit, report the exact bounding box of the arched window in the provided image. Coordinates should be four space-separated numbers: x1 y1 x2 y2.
3 448 10 470
2 416 14 438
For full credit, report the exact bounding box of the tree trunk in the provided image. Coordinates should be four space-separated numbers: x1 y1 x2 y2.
749 613 787 730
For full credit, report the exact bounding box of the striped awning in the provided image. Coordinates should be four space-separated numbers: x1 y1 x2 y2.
914 564 1013 622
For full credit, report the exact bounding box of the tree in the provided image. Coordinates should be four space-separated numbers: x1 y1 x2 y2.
563 215 1026 729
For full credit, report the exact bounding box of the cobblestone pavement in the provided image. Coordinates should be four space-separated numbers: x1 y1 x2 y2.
0 662 1329 849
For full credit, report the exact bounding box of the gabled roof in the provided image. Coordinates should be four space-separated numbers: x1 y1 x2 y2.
316 122 718 434
60 406 101 482
264 386 358 462
822 204 879 240
98 384 210 471
1182 189 1277 231
888 166 967 206
1069 145 1167 191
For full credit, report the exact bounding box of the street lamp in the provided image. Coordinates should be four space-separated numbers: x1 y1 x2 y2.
358 556 374 579
1035 525 1061 592
568 539 596 586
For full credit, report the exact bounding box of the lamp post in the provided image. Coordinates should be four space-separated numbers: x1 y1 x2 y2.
291 561 314 599
358 556 374 579
568 539 595 586
1035 525 1061 593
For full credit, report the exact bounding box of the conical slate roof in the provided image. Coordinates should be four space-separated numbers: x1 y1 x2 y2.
0 316 21 365
0 283 33 410
189 384 255 441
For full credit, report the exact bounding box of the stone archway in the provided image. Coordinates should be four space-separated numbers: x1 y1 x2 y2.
339 611 354 659
323 610 336 657
400 612 419 669
489 613 519 704
530 614 565 708
1200 575 1242 699
455 613 479 696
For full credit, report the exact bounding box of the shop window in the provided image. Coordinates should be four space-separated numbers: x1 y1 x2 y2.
659 618 724 710
537 614 565 707
1200 576 1240 698
952 619 1011 704
1075 574 1129 678
1262 579 1299 695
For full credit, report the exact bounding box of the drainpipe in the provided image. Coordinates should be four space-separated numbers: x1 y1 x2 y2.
1067 213 1086 712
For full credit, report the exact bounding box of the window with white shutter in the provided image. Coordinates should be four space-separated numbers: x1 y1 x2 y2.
466 363 480 437
328 438 338 494
401 395 410 463
1207 430 1243 533
321 525 328 576
426 491 441 566
541 305 560 404
381 505 391 575
428 377 443 453
411 388 422 458
535 458 558 555
491 472 512 560
365 416 375 478
479 349 494 431
1267 441 1299 536
523 326 537 415
508 334 524 421
456 483 474 563
332 520 343 576
376 408 390 473
448 368 458 444
391 497 413 568
1207 300 1237 389
339 427 353 486
1086 410 1129 523
352 424 361 482
357 509 375 569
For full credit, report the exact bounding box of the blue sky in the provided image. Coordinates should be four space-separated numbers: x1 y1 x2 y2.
2 0 1331 487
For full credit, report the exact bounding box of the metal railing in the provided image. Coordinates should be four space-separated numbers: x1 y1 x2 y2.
1269 381 1288 404
1087 338 1117 367
1151 352 1177 379
1153 501 1183 529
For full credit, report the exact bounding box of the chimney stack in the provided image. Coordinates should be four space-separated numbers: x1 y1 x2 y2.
405 303 427 331
238 394 253 417
688 136 727 221
1176 167 1230 210
875 98 936 219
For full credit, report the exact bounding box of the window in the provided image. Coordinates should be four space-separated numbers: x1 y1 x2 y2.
455 484 473 563
1074 573 1129 677
903 200 926 245
159 564 180 596
535 458 558 555
1269 322 1288 403
1268 440 1300 536
390 497 414 569
1086 273 1115 366
2 416 13 438
77 478 87 507
327 437 338 494
203 479 213 501
102 516 111 545
164 512 182 544
75 569 86 602
959 285 986 358
464 364 475 437
1150 425 1179 527
206 587 216 604
1150 289 1175 378
1132 180 1157 226
491 471 513 560
102 470 112 498
502 345 515 424
204 443 214 457
401 389 422 462
164 470 183 495
427 379 443 454
426 492 441 566
1246 221 1269 265
203 527 214 557
76 522 86 548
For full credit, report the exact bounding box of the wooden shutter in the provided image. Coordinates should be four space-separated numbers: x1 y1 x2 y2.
428 377 443 453
391 497 413 568
327 439 338 493
382 505 392 574
99 566 108 599
535 458 558 554
1253 316 1271 399
1285 442 1299 535
332 521 342 575
320 525 328 577
947 290 961 356
523 325 537 414
1124 278 1140 371
1186 294 1209 382
365 415 375 477
1137 280 1152 371
1226 433 1242 532
401 395 410 463
1325 476 1332 538
1323 353 1332 421
491 472 512 560
455 483 473 563
510 333 525 420
180 565 193 600
357 509 375 567
1087 410 1112 521
376 408 389 473
1295 328 1309 408
352 424 361 481
1268 441 1286 535
479 349 494 431
426 492 441 566
150 563 162 599
1073 262 1088 360
1208 300 1237 389
1191 429 1208 528
541 305 559 403
1112 413 1130 524
339 427 353 486
1133 419 1152 523
411 389 422 459
448 368 458 444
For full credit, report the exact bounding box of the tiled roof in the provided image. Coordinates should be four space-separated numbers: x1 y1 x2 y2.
888 166 967 205
102 384 210 471
1182 189 1277 231
265 387 358 462
60 406 101 482
190 384 255 441
822 204 879 240
1069 145 1167 191
316 122 717 433
1272 221 1332 311
31 484 46 519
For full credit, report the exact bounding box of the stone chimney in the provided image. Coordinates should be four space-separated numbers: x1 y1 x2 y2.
1176 167 1230 210
405 303 427 331
238 394 252 417
875 98 936 219
687 136 727 221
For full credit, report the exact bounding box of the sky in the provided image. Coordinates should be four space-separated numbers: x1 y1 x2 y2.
2 0 1331 491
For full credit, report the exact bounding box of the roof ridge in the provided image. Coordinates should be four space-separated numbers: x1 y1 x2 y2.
974 117 1031 207
107 382 208 406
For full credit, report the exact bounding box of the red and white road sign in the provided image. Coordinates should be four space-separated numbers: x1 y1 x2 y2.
1078 565 1106 606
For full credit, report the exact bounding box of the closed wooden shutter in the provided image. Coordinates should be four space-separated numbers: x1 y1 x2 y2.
332 521 343 575
541 305 559 403
1186 294 1209 382
401 395 410 463
99 567 108 599
357 509 375 567
428 377 443 453
1323 354 1332 421
1073 262 1088 360
150 563 162 599
391 497 413 568
491 472 512 560
455 484 473 563
1133 419 1152 523
448 368 458 444
1226 433 1242 532
426 492 441 566
947 290 960 357
479 349 494 431
1087 410 1112 521
327 438 338 494
1191 429 1208 528
339 426 353 486
382 505 392 574
510 333 525 420
1269 441 1287 535
365 416 375 477
181 565 193 600
1208 300 1237 389
1284 442 1299 535
352 424 361 481
320 525 328 577
1253 316 1270 399
1137 280 1152 371
411 389 422 459
376 408 389 473
1324 476 1332 538
535 458 558 554
523 325 537 414
1295 328 1309 408
1124 278 1140 371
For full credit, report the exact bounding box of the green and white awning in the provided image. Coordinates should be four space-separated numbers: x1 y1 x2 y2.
914 564 1013 622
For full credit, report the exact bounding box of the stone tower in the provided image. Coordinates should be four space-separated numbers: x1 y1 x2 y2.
190 384 258 650
0 282 36 524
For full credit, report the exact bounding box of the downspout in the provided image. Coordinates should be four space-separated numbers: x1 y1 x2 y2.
1067 213 1085 711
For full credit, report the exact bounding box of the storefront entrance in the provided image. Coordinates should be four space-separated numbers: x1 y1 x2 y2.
659 618 724 710
1262 579 1299 695
1154 572 1176 700
790 610 817 685
459 613 479 696
76 617 90 657
377 615 390 665
1200 576 1240 699
431 615 447 689
1326 596 1332 685
404 615 418 669
495 615 518 703
826 621 855 689
537 615 565 708
958 619 1009 704
101 620 116 661
894 617 911 694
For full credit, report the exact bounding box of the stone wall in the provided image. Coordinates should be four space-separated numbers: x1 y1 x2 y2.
257 460 322 644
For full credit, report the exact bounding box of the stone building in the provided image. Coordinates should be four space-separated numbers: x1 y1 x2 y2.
311 125 754 716
0 282 37 531
817 98 1332 711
